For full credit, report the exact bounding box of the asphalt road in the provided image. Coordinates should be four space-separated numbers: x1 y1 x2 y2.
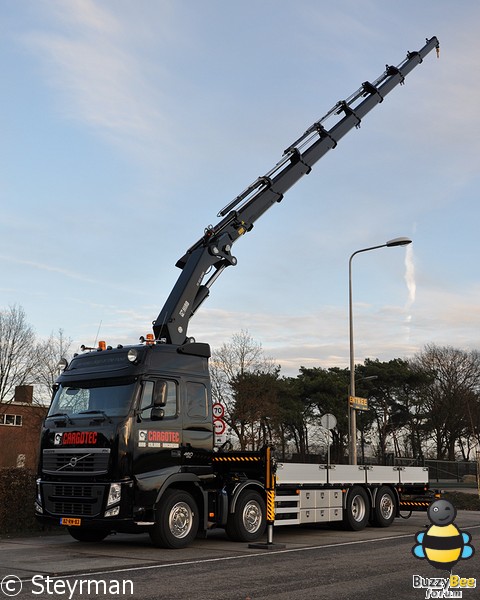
1 511 479 600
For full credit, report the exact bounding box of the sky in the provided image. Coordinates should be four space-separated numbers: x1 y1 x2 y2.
1 0 479 376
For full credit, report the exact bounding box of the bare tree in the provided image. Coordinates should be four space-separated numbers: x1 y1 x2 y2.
0 305 36 403
411 345 480 460
33 329 73 403
210 329 278 449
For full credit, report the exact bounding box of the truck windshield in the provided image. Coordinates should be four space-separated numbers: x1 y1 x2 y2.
48 380 136 418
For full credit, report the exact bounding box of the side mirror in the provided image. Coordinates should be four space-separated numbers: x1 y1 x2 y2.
153 381 167 407
150 407 165 421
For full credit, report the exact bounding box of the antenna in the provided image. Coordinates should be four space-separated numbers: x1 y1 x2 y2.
93 320 103 347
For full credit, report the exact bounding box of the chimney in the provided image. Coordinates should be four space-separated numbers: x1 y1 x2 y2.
14 385 34 404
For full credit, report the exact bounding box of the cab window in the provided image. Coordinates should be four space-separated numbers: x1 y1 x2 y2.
186 382 208 419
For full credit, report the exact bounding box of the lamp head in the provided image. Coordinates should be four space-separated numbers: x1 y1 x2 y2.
386 237 412 248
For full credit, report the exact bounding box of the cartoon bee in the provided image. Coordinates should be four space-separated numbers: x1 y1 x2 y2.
412 499 474 571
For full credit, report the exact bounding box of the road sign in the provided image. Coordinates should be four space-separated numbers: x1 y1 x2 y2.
213 418 226 435
349 396 369 411
320 413 337 430
212 402 225 419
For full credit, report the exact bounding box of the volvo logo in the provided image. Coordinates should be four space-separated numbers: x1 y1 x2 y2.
57 453 92 471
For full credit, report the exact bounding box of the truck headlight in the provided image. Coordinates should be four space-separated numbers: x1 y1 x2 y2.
107 483 121 507
104 506 120 518
35 478 43 514
127 349 139 363
36 478 42 504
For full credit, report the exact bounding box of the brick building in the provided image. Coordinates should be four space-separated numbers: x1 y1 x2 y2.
0 386 48 470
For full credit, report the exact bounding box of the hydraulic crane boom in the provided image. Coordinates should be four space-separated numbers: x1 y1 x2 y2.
153 36 439 345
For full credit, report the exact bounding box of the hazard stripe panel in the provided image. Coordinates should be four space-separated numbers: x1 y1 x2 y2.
212 456 261 462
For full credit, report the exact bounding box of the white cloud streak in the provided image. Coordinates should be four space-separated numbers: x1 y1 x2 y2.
404 244 416 322
0 254 148 296
0 253 98 284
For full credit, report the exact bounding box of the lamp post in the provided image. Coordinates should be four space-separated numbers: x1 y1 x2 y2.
348 237 412 465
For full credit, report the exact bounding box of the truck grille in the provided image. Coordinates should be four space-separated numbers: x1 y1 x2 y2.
42 448 110 476
43 482 105 517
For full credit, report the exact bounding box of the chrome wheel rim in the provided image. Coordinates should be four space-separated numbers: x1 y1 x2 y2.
242 500 262 534
379 493 394 520
169 501 194 539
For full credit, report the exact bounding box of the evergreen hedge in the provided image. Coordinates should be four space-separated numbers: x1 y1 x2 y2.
0 468 40 535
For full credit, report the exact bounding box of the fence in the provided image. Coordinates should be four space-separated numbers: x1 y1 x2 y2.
394 457 478 483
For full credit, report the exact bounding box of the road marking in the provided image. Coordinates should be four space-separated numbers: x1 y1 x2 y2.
18 524 480 582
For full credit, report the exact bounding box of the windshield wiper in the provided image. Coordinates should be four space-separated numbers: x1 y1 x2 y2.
48 412 73 425
78 410 113 423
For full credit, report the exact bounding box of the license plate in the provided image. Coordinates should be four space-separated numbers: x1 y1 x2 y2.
60 517 81 526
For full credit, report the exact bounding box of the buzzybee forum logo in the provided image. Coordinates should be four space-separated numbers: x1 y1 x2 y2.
412 499 476 597
413 499 474 569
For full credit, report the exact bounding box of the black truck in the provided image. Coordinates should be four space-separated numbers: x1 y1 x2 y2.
36 37 439 549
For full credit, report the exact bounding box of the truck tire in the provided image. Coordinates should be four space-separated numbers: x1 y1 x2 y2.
67 528 109 543
226 489 266 543
149 489 199 549
343 486 370 531
371 486 396 527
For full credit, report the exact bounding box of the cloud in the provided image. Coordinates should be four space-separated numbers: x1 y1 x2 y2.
176 280 480 376
0 253 148 296
404 245 416 309
47 0 121 34
21 0 167 161
59 259 476 377
404 245 416 341
0 253 98 284
8 1 480 375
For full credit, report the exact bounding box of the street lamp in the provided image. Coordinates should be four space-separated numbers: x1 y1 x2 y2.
348 237 412 465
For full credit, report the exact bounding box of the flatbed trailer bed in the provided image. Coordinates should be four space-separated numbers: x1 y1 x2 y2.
273 463 431 528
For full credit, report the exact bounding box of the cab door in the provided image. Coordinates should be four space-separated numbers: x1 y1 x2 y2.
132 378 182 477
182 379 214 451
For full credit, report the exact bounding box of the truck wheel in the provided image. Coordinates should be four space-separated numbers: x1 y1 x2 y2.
343 486 370 531
150 489 199 549
371 486 396 527
226 489 266 543
67 528 109 542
